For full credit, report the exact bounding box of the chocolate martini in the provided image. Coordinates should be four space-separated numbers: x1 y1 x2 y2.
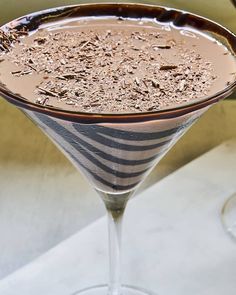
0 17 235 113
0 4 236 295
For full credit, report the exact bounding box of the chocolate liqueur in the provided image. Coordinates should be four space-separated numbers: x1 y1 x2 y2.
0 17 235 113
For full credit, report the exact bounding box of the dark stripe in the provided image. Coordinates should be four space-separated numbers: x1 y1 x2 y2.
35 114 152 178
72 119 196 141
76 136 162 166
94 133 171 151
66 147 139 191
73 123 172 151
70 137 149 178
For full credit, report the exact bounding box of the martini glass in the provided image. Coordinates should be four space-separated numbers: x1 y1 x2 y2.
0 3 236 295
221 193 236 239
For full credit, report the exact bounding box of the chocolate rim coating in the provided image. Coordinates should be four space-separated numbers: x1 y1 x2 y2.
0 2 236 123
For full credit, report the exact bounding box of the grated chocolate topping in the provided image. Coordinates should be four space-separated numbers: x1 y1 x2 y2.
0 18 234 113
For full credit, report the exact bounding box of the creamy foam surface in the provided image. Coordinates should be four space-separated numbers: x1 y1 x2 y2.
0 17 235 113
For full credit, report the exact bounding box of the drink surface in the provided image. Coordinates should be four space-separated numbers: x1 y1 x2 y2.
0 16 235 113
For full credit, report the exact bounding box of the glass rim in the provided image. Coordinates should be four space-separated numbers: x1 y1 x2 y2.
0 2 236 123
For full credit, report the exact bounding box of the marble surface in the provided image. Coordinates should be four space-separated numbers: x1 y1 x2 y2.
0 141 235 295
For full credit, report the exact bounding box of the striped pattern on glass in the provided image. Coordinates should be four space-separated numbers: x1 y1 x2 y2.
26 109 205 193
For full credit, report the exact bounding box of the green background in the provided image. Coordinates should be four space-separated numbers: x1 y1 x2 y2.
0 0 236 32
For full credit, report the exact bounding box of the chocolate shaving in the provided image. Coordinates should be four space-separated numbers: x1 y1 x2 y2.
38 87 58 97
11 70 22 75
36 97 49 105
66 101 76 105
11 70 31 76
135 77 140 86
152 44 171 49
151 79 159 88
160 65 178 70
61 74 78 79
34 37 48 44
178 80 187 91
27 64 37 71
0 28 28 52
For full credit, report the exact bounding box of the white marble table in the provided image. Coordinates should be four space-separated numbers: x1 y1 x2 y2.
0 140 235 295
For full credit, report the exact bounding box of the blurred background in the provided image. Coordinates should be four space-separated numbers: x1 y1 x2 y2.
0 0 235 281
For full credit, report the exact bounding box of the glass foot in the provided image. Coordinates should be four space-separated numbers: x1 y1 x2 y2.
221 193 236 239
72 284 155 295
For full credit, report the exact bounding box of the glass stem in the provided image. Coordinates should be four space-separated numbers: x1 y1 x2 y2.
107 208 124 295
97 190 131 295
